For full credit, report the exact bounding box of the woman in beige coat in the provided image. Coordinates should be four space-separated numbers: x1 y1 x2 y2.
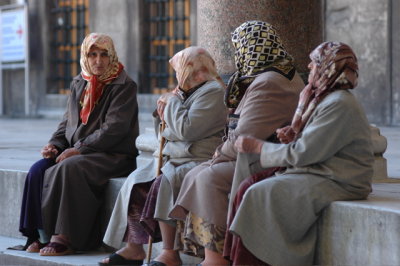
168 21 304 266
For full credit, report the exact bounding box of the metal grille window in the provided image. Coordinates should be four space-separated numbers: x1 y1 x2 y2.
50 0 89 94
146 0 191 94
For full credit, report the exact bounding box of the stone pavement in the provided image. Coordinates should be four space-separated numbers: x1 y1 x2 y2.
0 114 153 172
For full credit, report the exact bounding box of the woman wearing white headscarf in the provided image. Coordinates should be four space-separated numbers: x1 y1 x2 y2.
19 33 139 255
101 46 227 265
232 41 374 265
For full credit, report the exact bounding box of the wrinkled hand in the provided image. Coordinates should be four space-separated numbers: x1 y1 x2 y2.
234 136 264 154
55 148 80 163
157 91 178 120
41 144 58 159
276 126 296 144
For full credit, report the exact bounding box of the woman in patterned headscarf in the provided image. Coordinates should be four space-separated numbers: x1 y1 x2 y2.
166 21 304 266
19 33 139 256
100 46 227 266
232 42 373 265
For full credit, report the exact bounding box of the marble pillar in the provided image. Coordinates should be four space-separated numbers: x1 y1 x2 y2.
196 0 323 77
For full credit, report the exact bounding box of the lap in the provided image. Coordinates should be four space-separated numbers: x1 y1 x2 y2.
44 152 134 186
185 160 236 188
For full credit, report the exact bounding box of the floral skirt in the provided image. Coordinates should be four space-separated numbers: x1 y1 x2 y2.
176 212 226 257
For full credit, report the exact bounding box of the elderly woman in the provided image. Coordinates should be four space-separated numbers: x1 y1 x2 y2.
100 46 227 265
19 33 139 256
168 21 304 266
231 41 374 266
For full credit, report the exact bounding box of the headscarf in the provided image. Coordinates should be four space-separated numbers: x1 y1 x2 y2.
169 46 226 97
79 33 124 125
290 41 358 135
225 20 295 109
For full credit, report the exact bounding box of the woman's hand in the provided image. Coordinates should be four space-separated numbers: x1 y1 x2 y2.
41 144 59 159
234 136 264 154
55 148 80 163
157 91 178 120
276 126 296 144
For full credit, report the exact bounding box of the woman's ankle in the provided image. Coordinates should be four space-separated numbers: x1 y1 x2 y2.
154 249 182 265
117 243 146 260
202 248 229 266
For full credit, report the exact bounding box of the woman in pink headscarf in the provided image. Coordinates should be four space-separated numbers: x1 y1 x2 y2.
230 42 374 265
19 33 139 256
101 46 227 265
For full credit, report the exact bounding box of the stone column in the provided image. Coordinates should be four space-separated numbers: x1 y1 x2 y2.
196 0 323 77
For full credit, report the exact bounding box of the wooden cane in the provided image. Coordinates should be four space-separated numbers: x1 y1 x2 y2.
146 119 166 264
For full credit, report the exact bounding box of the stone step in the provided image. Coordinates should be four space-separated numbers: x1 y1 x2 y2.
316 182 400 265
3 166 400 265
0 236 201 266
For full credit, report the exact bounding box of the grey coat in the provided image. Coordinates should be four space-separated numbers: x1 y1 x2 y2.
41 70 139 250
103 80 227 248
229 90 374 265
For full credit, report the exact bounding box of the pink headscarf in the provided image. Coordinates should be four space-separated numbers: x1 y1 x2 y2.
169 46 225 91
291 41 359 135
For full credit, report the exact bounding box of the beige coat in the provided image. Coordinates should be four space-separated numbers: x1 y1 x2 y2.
229 90 374 265
170 71 304 227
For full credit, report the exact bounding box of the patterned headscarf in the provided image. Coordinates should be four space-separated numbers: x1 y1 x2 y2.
291 41 359 134
225 20 295 109
169 46 225 93
79 33 123 125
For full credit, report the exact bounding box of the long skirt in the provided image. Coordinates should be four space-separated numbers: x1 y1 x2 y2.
123 176 162 244
223 167 282 266
19 158 56 242
123 180 155 244
26 152 135 251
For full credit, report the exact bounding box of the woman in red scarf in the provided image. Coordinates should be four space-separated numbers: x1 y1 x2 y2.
19 33 139 256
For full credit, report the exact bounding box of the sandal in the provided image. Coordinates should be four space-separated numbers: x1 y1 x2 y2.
39 242 74 256
26 240 49 253
148 261 167 266
98 253 143 265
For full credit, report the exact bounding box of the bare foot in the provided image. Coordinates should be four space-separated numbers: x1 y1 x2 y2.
153 249 182 266
26 240 48 253
39 235 73 256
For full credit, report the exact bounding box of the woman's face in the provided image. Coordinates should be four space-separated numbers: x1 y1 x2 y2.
87 46 110 76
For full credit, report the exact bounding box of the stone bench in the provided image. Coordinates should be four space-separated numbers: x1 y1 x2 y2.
316 182 400 265
0 125 395 265
0 169 128 240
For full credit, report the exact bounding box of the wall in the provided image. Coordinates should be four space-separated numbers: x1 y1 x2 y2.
89 0 145 90
391 0 400 125
325 0 391 125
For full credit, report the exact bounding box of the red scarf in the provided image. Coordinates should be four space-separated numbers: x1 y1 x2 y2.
80 62 123 124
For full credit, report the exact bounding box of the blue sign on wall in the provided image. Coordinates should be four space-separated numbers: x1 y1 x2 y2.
1 8 26 62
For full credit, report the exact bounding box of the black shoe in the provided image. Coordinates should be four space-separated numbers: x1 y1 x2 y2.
147 261 167 266
98 253 144 266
